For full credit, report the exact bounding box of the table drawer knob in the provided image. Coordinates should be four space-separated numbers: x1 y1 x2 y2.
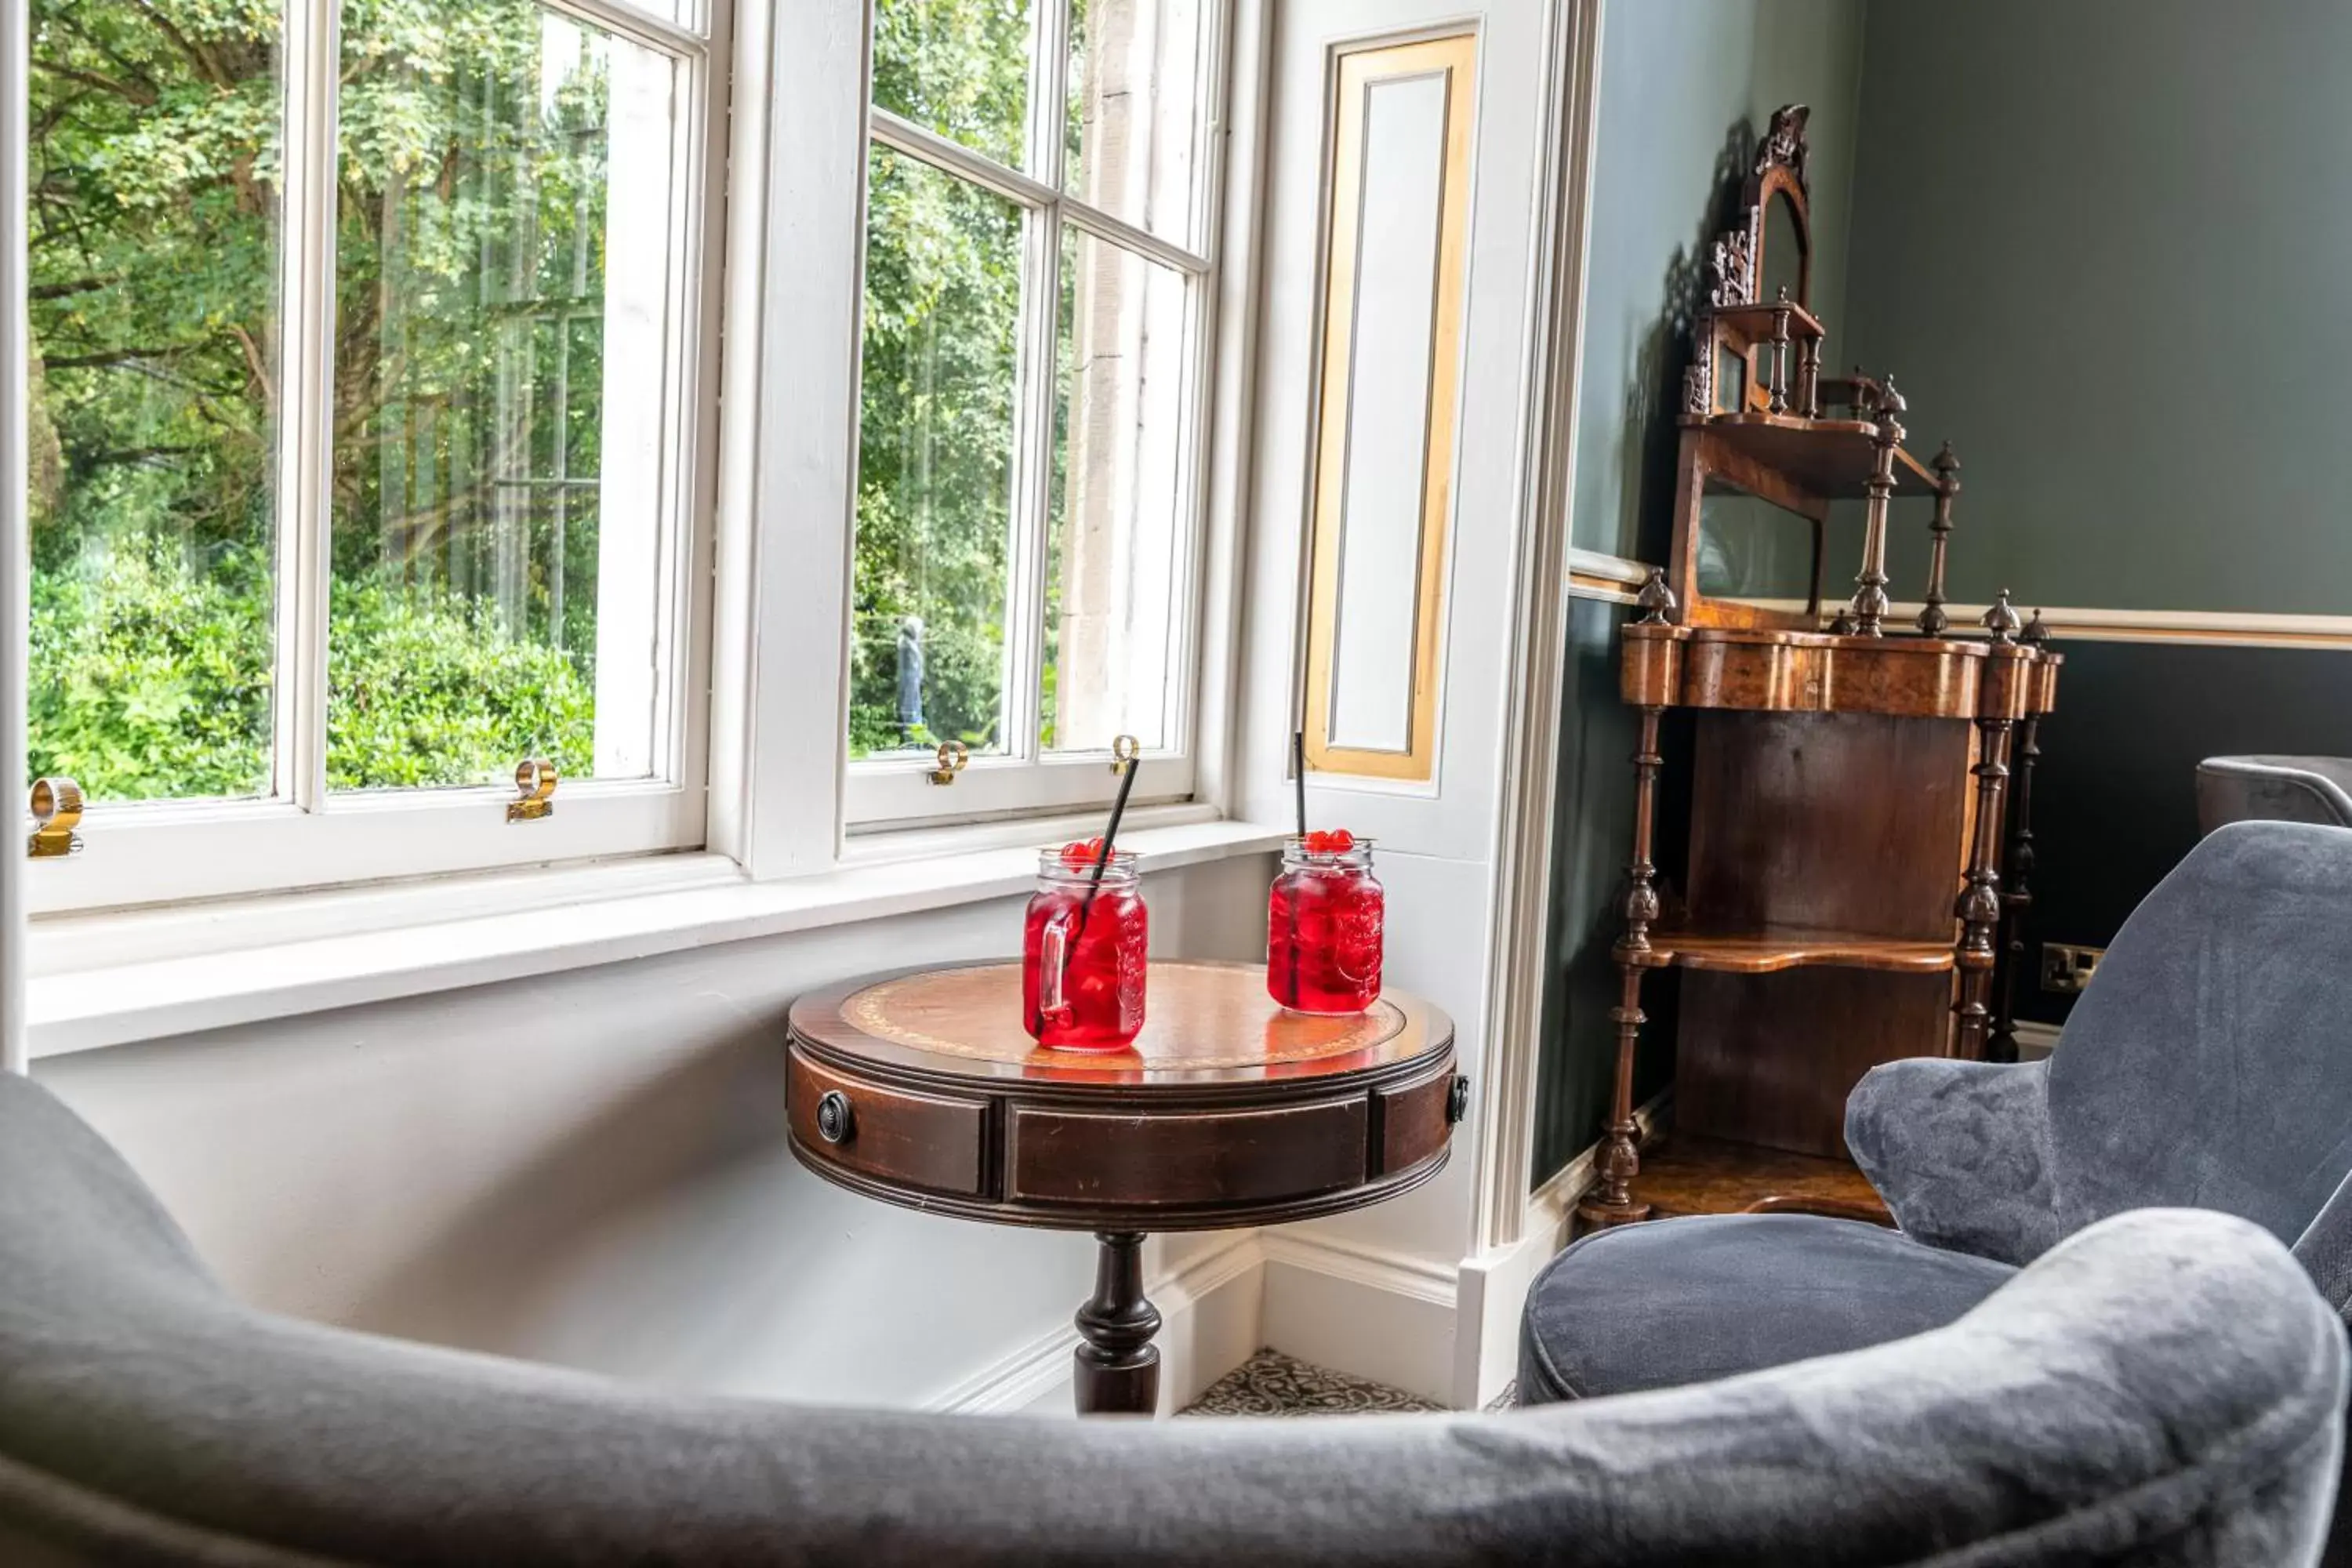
1446 1076 1471 1125
815 1090 855 1145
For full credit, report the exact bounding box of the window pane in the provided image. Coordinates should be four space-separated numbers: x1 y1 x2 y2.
872 0 1037 172
26 1 282 803
1042 227 1189 755
331 2 680 790
611 0 706 28
851 146 1025 761
1065 0 1203 246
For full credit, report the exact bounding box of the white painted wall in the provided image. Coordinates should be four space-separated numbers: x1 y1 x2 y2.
34 855 1272 1412
1234 0 1556 1403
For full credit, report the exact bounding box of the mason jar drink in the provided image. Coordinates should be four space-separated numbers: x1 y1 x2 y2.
1023 845 1149 1049
1267 832 1384 1014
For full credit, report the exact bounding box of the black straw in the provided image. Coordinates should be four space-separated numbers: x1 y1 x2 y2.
1287 731 1306 1006
1063 753 1143 978
1293 730 1308 839
1088 757 1141 894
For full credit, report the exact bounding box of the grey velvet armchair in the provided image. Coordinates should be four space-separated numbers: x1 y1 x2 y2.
1522 821 2352 1547
0 1069 2344 1564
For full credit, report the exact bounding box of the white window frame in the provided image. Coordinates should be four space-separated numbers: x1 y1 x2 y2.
842 0 1235 830
22 0 727 916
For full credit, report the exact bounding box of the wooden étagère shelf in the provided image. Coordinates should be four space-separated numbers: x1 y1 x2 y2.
1577 104 2062 1232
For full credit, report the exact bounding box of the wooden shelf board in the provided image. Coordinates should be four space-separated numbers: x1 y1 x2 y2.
1686 414 1942 499
1626 928 1956 975
1635 1134 1889 1224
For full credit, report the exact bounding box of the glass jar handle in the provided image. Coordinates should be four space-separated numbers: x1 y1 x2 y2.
1039 910 1070 1015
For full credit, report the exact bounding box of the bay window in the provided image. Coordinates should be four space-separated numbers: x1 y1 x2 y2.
17 0 1236 919
24 0 722 911
848 0 1225 826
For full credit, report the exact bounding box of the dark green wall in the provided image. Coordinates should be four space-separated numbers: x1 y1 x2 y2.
1540 0 2352 1177
1537 0 1867 1185
1838 0 2352 1021
1842 0 2352 614
1570 0 1867 564
1534 598 1685 1179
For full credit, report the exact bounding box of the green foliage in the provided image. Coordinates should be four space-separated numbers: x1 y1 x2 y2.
27 550 274 798
850 10 1033 757
27 549 593 800
325 575 594 790
27 0 615 800
27 0 1061 797
871 0 1033 168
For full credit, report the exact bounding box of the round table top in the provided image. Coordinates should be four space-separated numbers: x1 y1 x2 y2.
787 959 1454 1094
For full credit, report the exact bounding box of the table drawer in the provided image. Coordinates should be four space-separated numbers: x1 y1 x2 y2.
1376 1059 1458 1176
1006 1098 1368 1208
788 1047 987 1197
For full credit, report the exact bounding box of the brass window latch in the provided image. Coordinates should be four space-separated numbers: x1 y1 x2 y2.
928 740 970 786
27 777 84 858
507 758 558 822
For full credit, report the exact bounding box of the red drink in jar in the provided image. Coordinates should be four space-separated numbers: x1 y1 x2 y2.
1268 832 1383 1014
1023 846 1149 1049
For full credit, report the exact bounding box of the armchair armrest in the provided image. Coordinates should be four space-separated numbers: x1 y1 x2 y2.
1845 1057 2063 1265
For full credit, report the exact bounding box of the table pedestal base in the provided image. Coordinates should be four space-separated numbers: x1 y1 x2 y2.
1073 1232 1161 1415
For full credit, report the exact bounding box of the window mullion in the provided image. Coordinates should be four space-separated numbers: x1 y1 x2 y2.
1031 0 1070 192
990 2 1069 773
1000 196 1059 771
271 0 344 814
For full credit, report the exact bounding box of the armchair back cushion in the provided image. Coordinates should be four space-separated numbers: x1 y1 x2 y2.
2046 822 2352 1248
1 1071 2344 1566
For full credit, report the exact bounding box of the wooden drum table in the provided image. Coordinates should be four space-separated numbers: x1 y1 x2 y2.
786 960 1462 1415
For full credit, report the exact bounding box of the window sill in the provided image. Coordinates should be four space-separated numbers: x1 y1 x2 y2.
27 816 1287 1059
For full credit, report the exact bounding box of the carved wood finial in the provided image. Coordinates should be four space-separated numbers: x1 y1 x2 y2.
1847 380 1906 637
1635 568 1678 625
1983 590 2024 644
1828 607 1859 636
2021 608 2051 647
1874 378 1908 434
1917 441 1962 636
1755 103 1812 191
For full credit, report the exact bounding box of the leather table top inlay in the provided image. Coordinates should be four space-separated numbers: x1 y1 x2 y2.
842 960 1405 1072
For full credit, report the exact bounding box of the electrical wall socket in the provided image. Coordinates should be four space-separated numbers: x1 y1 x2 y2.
2041 943 2104 995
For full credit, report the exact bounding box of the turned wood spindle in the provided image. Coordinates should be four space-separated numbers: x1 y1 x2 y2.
1989 608 2050 1065
1917 441 1961 635
1073 1232 1162 1414
1581 703 1664 1229
1580 572 1673 1230
1767 289 1793 415
1796 335 1822 419
1954 717 2013 1060
1846 380 1905 636
1954 592 2024 1059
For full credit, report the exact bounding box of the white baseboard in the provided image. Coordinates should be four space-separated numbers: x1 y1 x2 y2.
1453 1088 1671 1408
1258 1229 1460 1406
924 1230 1265 1417
928 1223 1471 1416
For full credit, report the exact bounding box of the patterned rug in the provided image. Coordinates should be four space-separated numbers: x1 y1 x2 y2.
1178 1349 1446 1417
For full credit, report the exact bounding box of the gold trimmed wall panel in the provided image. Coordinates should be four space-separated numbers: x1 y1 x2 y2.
1301 31 1478 782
